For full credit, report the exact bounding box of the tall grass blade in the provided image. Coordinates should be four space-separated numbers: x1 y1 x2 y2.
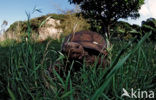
60 90 73 99
7 88 16 100
53 67 65 87
91 53 131 100
39 16 51 28
91 32 151 100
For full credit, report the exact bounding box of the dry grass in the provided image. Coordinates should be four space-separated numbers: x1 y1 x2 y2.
60 12 90 36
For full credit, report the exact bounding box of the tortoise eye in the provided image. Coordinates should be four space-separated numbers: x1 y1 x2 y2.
76 45 79 48
66 45 70 48
72 52 75 55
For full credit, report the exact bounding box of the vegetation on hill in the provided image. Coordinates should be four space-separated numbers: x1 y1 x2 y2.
4 13 156 42
111 18 156 41
5 13 90 41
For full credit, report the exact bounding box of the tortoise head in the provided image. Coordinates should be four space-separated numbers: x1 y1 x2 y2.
62 42 85 60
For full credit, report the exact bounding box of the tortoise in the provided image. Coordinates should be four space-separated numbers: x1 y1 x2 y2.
49 30 108 75
62 30 108 66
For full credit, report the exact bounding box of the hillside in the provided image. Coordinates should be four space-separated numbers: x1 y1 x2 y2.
1 13 156 42
3 13 90 41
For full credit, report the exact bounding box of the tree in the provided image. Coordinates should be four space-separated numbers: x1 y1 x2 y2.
69 0 144 38
141 18 156 40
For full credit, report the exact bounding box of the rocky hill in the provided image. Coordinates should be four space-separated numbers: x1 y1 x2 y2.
2 13 90 41
1 13 156 42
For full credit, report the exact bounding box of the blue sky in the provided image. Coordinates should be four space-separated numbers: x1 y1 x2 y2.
0 0 155 28
0 0 74 27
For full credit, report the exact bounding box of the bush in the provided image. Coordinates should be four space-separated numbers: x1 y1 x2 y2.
141 18 156 40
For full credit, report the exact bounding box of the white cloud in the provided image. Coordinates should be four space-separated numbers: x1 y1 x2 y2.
139 3 150 16
139 0 156 18
148 0 156 18
126 0 156 25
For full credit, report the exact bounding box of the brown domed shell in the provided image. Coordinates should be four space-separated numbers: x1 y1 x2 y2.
62 30 107 54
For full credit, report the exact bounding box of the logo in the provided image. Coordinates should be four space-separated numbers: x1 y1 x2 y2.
122 88 155 99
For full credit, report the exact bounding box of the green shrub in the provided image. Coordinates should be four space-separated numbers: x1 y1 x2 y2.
141 18 156 40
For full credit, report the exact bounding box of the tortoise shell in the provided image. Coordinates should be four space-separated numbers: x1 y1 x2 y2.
50 30 108 76
62 30 107 54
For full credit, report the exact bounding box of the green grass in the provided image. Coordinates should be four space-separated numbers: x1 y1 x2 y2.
0 34 156 100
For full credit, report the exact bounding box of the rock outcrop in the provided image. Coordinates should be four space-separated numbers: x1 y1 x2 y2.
38 18 62 41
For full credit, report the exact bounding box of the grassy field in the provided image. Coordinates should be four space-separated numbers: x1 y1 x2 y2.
0 34 156 99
